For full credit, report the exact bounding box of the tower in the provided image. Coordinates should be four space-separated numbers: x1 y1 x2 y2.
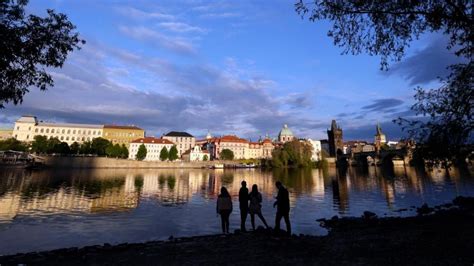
327 120 343 157
374 123 387 151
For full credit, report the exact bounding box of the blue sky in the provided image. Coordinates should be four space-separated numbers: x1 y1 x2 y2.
0 0 462 141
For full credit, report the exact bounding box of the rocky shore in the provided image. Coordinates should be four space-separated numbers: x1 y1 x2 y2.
1 197 473 265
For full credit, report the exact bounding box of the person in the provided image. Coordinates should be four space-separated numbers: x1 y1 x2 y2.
273 181 291 235
249 184 269 230
238 180 249 231
216 186 232 234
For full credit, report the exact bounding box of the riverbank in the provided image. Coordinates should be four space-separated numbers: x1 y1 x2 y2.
38 156 239 169
1 196 473 265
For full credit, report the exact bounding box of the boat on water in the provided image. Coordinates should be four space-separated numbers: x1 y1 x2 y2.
0 150 44 169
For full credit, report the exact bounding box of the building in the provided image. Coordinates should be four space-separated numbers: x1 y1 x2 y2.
182 145 209 161
128 137 174 161
202 134 274 160
216 135 248 159
0 129 13 140
374 123 387 151
278 124 295 143
13 115 103 145
162 131 195 157
103 125 145 147
307 139 322 161
327 120 344 157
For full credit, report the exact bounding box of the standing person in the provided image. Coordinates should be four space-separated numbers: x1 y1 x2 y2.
238 181 249 231
249 184 269 230
273 181 291 235
216 187 233 234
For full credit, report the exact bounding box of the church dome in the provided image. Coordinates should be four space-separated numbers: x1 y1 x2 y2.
279 124 294 137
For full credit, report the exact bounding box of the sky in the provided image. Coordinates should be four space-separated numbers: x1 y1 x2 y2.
0 0 463 141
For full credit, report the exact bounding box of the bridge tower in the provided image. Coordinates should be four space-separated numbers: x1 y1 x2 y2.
327 120 343 158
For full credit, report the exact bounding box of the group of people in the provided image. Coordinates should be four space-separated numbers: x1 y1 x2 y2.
216 181 292 235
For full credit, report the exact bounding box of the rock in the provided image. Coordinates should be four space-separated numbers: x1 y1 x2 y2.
363 211 377 219
417 203 434 215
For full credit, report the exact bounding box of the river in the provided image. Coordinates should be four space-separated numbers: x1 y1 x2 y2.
0 166 473 255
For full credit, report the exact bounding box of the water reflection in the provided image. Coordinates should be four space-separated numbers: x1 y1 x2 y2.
0 166 473 254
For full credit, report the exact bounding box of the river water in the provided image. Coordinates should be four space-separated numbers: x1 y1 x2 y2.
0 166 473 255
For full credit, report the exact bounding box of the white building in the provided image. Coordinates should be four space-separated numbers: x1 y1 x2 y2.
183 145 209 161
128 137 174 161
162 131 195 157
308 139 322 161
13 115 103 145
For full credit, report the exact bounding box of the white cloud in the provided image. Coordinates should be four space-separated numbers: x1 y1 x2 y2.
158 22 207 34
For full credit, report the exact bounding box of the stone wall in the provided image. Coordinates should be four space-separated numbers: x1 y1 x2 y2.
41 156 235 169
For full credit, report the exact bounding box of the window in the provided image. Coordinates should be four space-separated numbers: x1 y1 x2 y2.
46 129 49 133
40 129 44 133
16 126 19 130
28 127 31 131
67 129 71 134
62 129 65 133
73 130 76 134
61 136 64 140
26 135 29 139
88 130 91 135
35 129 38 133
66 137 69 141
51 129 55 133
72 137 75 141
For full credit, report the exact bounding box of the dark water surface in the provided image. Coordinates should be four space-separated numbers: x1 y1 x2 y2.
0 166 473 255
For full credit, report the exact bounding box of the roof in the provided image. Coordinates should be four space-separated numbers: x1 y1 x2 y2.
131 137 174 144
219 135 249 143
38 122 103 129
16 116 38 123
278 124 294 137
104 125 143 130
164 131 194 137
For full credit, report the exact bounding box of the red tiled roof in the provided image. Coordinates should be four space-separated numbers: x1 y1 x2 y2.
104 125 143 130
219 135 249 143
131 137 174 144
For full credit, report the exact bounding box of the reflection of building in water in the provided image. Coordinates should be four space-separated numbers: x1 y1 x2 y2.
331 167 350 213
91 187 138 212
0 193 21 222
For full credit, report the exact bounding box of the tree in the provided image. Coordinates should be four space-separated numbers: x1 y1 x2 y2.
220 149 234 160
296 1 473 163
160 147 169 161
271 140 313 168
120 144 129 159
106 143 122 158
136 144 147 161
0 138 27 151
168 145 178 161
55 142 70 154
31 135 48 153
70 142 80 154
79 141 92 154
91 137 110 156
1 0 85 108
203 154 208 161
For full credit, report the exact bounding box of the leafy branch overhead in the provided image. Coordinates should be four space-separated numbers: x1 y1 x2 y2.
295 0 472 69
297 0 473 163
0 0 85 108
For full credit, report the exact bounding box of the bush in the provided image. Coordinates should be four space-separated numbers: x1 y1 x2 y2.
220 149 234 160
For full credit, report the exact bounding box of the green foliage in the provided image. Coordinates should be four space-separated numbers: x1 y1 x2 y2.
79 141 92 154
70 142 80 154
120 144 129 159
31 135 48 153
203 154 208 161
272 140 313 168
0 0 84 108
0 138 28 151
220 149 234 160
168 145 179 161
159 147 168 161
106 143 122 158
91 138 110 156
296 1 473 164
136 144 147 161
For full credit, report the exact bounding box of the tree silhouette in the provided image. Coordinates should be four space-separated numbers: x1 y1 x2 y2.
1 0 85 108
136 144 147 161
296 1 472 163
168 145 178 161
160 147 169 161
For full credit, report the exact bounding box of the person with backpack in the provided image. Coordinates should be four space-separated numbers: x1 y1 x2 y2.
216 186 233 234
249 184 269 230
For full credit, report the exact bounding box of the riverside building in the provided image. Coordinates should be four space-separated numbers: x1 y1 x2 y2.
12 115 144 146
162 131 195 157
128 137 174 161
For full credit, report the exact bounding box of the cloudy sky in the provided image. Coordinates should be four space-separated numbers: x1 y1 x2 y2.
0 0 462 141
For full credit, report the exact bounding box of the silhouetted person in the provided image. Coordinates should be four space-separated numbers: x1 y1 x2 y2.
273 181 291 235
249 184 269 230
239 180 249 231
216 186 232 234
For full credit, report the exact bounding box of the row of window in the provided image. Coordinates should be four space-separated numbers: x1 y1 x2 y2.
23 134 92 142
105 132 140 137
31 128 100 135
167 137 194 142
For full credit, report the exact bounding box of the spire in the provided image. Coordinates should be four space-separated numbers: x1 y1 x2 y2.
376 123 382 135
206 130 212 140
331 120 337 130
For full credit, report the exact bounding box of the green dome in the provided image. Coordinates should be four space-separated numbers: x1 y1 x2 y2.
279 124 294 137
